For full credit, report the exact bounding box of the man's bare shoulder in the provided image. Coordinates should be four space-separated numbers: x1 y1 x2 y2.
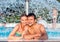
36 23 44 27
36 23 45 31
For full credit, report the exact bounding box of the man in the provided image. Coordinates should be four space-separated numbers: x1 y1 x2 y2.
24 13 48 40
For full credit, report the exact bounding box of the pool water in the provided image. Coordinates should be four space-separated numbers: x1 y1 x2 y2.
46 28 60 40
0 27 13 37
0 26 60 40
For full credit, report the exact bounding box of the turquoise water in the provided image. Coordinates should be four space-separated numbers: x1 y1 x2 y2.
0 26 60 40
45 28 60 39
0 26 13 37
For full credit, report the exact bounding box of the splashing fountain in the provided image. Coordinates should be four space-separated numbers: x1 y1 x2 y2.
52 7 58 28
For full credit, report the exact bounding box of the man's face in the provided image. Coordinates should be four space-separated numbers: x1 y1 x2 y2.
20 16 28 26
28 16 36 26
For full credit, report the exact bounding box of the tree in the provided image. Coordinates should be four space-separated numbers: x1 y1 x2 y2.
57 0 60 2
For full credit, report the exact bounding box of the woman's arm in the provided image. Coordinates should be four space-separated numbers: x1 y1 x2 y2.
8 24 22 40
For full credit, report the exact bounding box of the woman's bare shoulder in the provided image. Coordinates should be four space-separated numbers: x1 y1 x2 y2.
15 23 21 27
13 23 21 29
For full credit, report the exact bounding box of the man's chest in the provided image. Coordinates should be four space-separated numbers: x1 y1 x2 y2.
28 26 41 34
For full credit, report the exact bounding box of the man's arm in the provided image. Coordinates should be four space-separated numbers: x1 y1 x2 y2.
39 24 48 40
24 33 41 40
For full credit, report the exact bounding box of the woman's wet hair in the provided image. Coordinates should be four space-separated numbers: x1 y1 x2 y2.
28 13 36 19
20 13 28 19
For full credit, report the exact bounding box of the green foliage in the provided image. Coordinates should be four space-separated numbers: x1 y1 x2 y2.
0 1 25 23
0 0 60 23
57 0 60 2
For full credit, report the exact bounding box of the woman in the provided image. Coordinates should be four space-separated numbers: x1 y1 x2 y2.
8 14 28 40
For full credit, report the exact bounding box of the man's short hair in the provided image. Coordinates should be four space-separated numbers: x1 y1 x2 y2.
20 13 27 18
28 13 36 19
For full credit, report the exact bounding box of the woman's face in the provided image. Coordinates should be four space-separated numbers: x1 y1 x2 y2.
20 16 28 26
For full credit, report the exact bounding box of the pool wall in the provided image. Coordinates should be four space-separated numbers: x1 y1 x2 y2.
0 23 60 28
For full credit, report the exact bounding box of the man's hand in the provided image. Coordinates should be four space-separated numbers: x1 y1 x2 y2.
24 33 41 40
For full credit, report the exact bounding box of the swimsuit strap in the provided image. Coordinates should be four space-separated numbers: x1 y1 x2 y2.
17 23 21 31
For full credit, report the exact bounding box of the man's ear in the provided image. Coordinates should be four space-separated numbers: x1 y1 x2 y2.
35 20 37 23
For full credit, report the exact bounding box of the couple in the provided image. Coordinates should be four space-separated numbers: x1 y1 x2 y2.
8 13 48 40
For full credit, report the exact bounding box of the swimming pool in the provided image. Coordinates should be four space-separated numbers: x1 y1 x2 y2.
0 26 60 40
46 28 60 40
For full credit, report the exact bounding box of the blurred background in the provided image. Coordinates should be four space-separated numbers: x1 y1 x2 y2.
0 0 60 23
0 0 60 40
